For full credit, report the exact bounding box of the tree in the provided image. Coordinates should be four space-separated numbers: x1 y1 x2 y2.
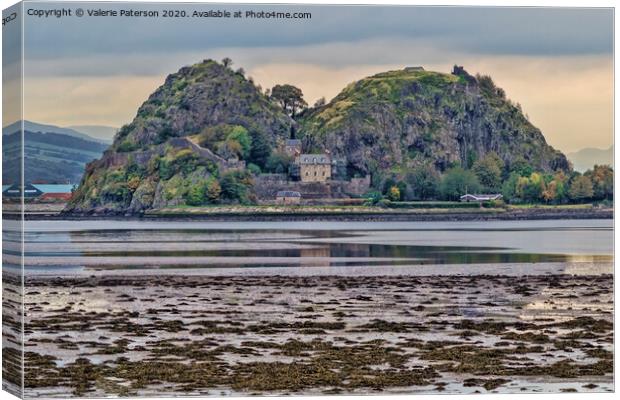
205 178 221 202
516 172 545 203
472 152 503 191
127 176 141 191
248 130 272 169
314 97 326 107
551 171 569 203
406 164 440 200
220 170 253 204
501 172 521 203
440 167 481 200
509 157 533 177
271 84 308 118
541 180 557 203
227 126 252 159
396 181 407 199
585 165 613 200
185 184 205 206
217 139 242 160
569 175 594 202
266 151 293 174
382 177 397 196
247 163 261 175
222 57 233 68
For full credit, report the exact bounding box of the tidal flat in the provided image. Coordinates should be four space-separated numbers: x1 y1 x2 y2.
20 273 613 397
3 219 612 397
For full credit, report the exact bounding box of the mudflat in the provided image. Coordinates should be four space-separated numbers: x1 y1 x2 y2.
18 273 613 397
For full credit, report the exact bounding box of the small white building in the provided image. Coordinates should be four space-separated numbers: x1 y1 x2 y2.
460 194 503 202
276 191 301 205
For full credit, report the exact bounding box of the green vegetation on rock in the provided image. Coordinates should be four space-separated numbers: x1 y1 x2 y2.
299 65 569 185
65 61 606 215
66 58 293 214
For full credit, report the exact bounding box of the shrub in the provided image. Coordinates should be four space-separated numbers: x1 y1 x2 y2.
387 186 401 201
117 140 138 153
185 184 206 206
247 163 262 175
364 191 383 206
220 170 254 204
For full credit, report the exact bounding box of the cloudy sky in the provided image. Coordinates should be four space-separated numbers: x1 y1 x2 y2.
8 2 614 153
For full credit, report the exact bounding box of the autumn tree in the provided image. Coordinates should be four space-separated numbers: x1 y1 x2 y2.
516 172 545 203
205 178 222 202
569 175 594 202
542 180 558 203
585 165 613 200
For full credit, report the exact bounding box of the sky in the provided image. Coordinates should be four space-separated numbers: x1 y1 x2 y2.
5 2 614 153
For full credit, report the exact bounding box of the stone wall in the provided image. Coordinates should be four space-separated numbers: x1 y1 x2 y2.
254 175 370 200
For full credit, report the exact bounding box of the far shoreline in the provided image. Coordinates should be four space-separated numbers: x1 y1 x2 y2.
6 205 613 222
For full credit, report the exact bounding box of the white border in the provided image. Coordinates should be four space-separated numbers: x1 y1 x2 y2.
0 1 616 400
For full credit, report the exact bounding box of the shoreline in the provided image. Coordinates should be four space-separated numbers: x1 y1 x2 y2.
5 206 614 222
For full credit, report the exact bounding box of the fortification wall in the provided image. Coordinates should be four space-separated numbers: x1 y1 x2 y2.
254 175 370 200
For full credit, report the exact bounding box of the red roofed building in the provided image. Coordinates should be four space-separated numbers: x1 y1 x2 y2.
39 192 72 202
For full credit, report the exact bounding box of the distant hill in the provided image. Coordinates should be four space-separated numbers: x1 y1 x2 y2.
567 146 613 172
3 120 110 144
68 125 117 143
2 130 109 184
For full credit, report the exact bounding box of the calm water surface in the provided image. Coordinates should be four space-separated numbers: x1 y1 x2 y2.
4 219 613 275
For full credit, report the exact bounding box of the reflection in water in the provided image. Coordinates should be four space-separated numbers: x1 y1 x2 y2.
15 223 613 273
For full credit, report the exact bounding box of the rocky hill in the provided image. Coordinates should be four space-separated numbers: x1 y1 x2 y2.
298 66 569 180
66 61 570 214
66 59 292 214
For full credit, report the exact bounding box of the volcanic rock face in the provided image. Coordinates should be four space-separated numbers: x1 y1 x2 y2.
66 61 569 214
66 60 293 214
298 67 569 178
112 60 292 150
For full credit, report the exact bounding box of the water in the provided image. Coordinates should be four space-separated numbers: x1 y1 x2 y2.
6 219 613 276
8 218 614 396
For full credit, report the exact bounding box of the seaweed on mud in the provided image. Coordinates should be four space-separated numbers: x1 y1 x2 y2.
23 273 614 395
419 345 514 375
352 319 424 333
463 378 511 391
500 331 551 344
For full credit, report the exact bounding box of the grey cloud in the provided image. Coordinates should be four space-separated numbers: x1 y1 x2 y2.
22 3 612 66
